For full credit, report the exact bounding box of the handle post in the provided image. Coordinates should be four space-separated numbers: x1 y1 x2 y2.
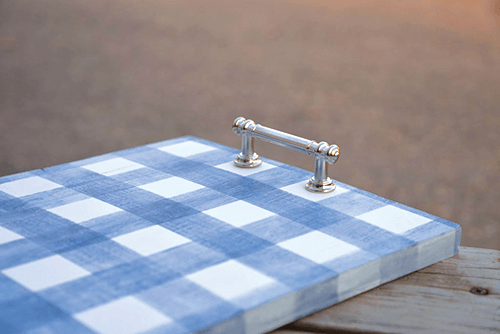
234 133 262 168
305 156 336 193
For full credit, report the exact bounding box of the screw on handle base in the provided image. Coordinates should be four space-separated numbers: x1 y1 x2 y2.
232 117 340 193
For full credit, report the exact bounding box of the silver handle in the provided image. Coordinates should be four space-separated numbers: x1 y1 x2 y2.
232 117 340 193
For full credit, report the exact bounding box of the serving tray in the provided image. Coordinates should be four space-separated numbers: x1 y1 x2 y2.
0 129 460 334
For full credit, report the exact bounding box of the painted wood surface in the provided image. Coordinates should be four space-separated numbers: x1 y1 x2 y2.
0 136 461 334
272 247 500 334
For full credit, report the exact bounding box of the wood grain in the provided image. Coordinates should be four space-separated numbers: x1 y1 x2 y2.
272 247 500 334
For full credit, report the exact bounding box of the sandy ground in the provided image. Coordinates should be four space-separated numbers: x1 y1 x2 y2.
1 0 499 249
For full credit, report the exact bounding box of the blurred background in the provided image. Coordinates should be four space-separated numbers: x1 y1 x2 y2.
0 0 499 249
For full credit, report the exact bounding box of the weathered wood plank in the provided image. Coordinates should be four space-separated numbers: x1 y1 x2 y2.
272 247 500 334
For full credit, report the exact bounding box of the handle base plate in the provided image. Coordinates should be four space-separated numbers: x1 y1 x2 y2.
234 153 262 168
305 177 336 193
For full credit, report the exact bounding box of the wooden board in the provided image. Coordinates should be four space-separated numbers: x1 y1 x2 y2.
273 247 500 334
0 136 461 334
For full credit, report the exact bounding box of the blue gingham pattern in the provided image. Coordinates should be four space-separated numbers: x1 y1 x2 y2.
0 136 461 334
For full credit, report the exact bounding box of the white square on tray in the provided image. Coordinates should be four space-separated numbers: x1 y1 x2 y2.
112 225 191 256
158 140 216 157
82 158 145 176
74 296 172 334
186 260 276 301
47 198 122 223
202 200 275 227
2 255 90 291
356 205 432 234
0 226 23 245
0 176 62 197
280 181 348 202
138 177 204 198
278 231 360 264
214 161 277 176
